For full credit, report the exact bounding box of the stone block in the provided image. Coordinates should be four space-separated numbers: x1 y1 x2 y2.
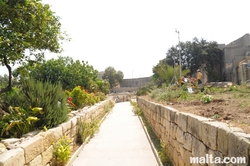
176 127 184 144
175 112 188 132
200 121 218 150
170 138 180 153
207 149 224 166
165 106 178 122
20 135 44 164
48 126 63 141
178 144 186 160
0 148 25 166
216 122 231 155
42 146 53 166
228 132 249 160
169 122 177 140
187 113 213 140
183 150 192 166
161 106 169 120
60 120 72 134
192 137 207 157
165 120 171 134
70 125 78 139
71 117 78 128
28 155 42 166
178 154 185 166
183 132 193 151
39 131 55 150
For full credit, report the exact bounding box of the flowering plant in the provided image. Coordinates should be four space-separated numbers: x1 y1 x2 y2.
201 95 213 103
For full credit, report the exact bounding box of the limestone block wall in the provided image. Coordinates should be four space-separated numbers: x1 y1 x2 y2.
0 98 113 166
137 97 250 166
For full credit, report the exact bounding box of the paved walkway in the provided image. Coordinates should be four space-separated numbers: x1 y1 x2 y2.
72 102 159 166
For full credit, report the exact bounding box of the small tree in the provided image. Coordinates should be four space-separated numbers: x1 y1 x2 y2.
102 66 124 88
0 0 66 93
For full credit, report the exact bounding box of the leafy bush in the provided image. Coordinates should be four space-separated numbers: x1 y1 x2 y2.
0 107 43 138
66 86 106 110
77 120 99 144
18 79 68 128
53 135 72 165
136 82 154 96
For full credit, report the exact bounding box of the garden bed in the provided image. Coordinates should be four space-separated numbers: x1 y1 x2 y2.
142 85 250 133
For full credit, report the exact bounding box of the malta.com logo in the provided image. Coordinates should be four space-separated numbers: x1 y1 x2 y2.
190 154 246 164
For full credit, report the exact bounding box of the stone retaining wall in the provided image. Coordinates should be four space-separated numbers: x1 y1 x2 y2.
0 98 113 166
137 97 250 166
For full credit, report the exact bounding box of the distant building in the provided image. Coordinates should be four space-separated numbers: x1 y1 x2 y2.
221 33 250 84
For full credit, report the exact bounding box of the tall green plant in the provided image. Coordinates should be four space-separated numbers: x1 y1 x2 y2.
53 135 72 166
17 78 69 128
0 107 43 138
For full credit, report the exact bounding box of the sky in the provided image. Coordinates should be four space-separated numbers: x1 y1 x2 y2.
1 0 250 78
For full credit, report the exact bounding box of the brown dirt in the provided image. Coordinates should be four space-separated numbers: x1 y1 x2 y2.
142 90 250 133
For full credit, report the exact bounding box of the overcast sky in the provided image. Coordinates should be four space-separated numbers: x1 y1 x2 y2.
1 0 250 78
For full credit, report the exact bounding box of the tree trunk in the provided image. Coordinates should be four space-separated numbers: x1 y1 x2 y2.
0 56 12 94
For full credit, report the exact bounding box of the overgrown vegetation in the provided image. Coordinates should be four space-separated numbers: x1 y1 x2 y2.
0 78 69 139
53 135 72 166
77 100 114 144
130 100 172 166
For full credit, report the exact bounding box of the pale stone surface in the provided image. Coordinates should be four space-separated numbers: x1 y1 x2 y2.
178 144 186 160
39 131 55 150
72 102 158 166
192 137 207 157
48 126 63 141
183 132 193 151
42 146 53 166
183 150 192 166
187 113 213 140
169 122 177 140
176 127 184 144
0 143 7 154
60 120 72 133
175 112 188 132
20 135 44 164
0 148 25 166
71 117 78 128
228 132 249 161
28 155 42 166
217 122 231 155
201 121 217 150
138 98 250 165
207 149 224 166
165 106 178 122
170 139 180 153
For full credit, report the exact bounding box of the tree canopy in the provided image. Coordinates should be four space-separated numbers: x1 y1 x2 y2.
0 0 65 93
16 56 99 91
102 66 124 88
166 38 223 81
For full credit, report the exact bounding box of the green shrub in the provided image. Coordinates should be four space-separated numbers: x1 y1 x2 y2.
77 120 99 144
53 135 72 165
12 78 69 128
66 86 104 110
0 107 43 138
71 86 86 109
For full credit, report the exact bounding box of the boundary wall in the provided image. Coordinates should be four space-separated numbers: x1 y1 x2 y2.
0 98 113 166
137 97 250 166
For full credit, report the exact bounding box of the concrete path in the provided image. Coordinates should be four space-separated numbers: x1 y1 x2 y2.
71 102 159 166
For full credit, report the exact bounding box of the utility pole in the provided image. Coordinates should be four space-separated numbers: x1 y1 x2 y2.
175 29 182 77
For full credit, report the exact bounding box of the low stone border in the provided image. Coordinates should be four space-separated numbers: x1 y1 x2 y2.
137 97 250 166
0 97 114 166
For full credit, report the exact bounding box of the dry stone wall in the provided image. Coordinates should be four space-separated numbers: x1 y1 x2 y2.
137 97 250 166
0 98 113 166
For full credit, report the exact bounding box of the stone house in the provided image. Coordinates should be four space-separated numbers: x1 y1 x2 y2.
221 33 250 84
